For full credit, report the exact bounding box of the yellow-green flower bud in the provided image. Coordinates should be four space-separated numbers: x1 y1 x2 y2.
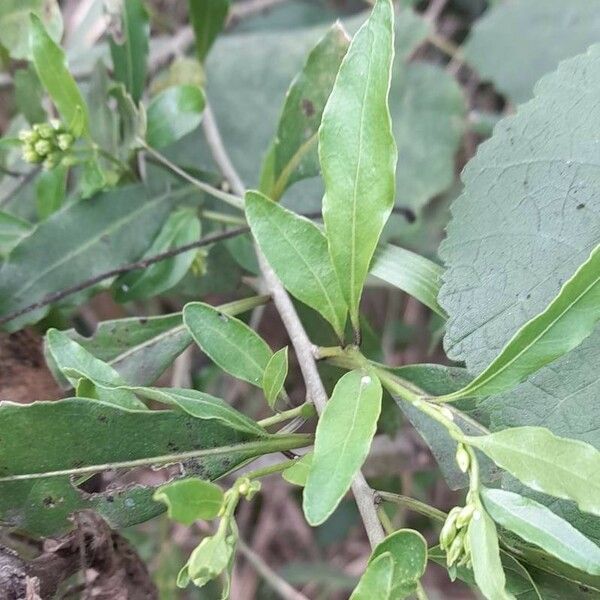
19 129 36 143
50 118 62 130
34 140 52 157
57 133 73 151
455 443 470 473
23 148 42 163
35 123 54 139
456 504 475 529
439 506 461 550
446 530 465 567
43 152 61 170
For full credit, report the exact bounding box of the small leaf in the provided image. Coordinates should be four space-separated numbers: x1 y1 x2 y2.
245 190 347 339
370 244 446 318
109 0 149 103
320 0 397 331
468 508 514 599
114 208 201 302
36 164 67 219
440 242 600 401
261 23 350 200
303 370 382 525
349 553 395 600
369 529 428 598
481 488 600 576
262 346 289 408
188 0 229 63
45 329 145 410
282 453 313 487
154 478 224 525
146 85 205 148
29 14 89 133
14 66 45 124
467 427 600 518
183 301 273 386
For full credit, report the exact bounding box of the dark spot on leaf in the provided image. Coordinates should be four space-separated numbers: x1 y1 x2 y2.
98 415 108 423
301 98 315 117
526 293 531 299
43 496 55 508
577 203 585 209
106 494 114 503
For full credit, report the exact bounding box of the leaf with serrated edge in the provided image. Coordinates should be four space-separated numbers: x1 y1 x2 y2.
320 0 397 330
303 370 381 525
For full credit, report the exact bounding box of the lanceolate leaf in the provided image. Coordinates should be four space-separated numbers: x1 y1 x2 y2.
440 243 600 401
468 508 514 600
29 14 89 133
370 244 446 318
0 184 179 331
183 301 273 386
262 346 289 408
261 24 349 200
481 488 600 576
349 553 394 600
188 0 229 63
320 0 397 330
303 370 382 525
109 0 149 103
368 530 427 598
146 85 205 148
245 190 347 339
467 428 600 517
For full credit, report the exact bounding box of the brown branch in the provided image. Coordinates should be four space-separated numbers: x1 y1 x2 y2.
0 226 248 327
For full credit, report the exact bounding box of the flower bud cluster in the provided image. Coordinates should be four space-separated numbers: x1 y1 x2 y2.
439 501 477 569
19 120 75 170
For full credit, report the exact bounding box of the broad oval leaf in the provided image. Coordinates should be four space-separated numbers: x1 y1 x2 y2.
303 370 382 525
114 207 201 301
370 244 446 318
320 0 397 330
369 529 427 598
349 552 394 600
154 478 224 525
441 242 600 401
245 190 347 339
467 428 600 518
183 301 273 386
468 507 514 600
29 14 89 133
261 23 349 200
262 346 289 408
109 0 149 104
188 0 229 63
146 85 205 148
481 488 600 576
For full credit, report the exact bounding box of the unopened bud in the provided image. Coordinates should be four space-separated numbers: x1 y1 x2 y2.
50 118 62 130
19 129 36 143
43 152 61 170
439 506 461 550
35 123 54 139
446 530 465 567
57 133 73 151
455 444 470 473
34 140 51 156
456 504 475 529
23 148 41 163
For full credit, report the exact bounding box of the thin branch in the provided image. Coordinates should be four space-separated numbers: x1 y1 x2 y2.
202 98 385 548
236 537 309 600
0 226 248 327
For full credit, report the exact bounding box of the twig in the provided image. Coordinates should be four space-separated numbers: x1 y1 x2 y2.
236 537 309 600
0 226 248 327
201 98 385 548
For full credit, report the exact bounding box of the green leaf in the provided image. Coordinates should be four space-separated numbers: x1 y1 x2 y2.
87 61 119 157
469 507 514 600
14 66 46 124
183 301 273 386
370 244 446 317
262 346 288 408
0 0 62 60
0 184 177 331
29 14 89 134
481 488 600 576
45 328 145 409
188 0 229 63
35 164 67 219
282 452 313 487
0 211 31 258
368 529 428 598
320 0 397 330
261 24 349 200
464 0 600 103
146 85 205 148
114 207 201 302
0 397 284 536
154 478 224 525
441 242 600 401
109 0 149 104
349 553 394 600
303 370 382 525
467 428 600 518
245 190 347 339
